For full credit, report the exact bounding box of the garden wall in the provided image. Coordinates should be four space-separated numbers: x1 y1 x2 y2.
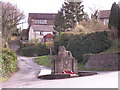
84 53 120 71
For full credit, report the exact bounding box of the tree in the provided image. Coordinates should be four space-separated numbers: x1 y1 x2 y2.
63 1 84 30
109 2 119 29
2 1 25 47
54 1 84 33
118 2 120 38
0 1 2 50
91 10 99 19
72 18 108 34
89 5 100 20
54 9 65 33
108 2 120 39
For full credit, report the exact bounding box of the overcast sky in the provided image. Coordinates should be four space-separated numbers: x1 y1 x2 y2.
2 0 120 29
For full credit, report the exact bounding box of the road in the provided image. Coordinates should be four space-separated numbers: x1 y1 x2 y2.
0 56 118 88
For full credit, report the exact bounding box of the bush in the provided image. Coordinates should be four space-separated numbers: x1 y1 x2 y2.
2 48 18 77
52 41 59 55
19 43 49 57
59 33 73 48
66 31 112 62
19 41 35 48
37 44 50 56
44 42 54 49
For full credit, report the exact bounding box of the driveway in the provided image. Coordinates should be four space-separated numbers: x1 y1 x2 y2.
0 56 118 88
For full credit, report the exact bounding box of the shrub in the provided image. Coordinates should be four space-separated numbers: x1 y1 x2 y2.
52 41 60 55
66 31 112 62
59 33 73 48
19 44 49 57
19 41 35 48
37 44 50 56
2 48 18 77
44 42 54 49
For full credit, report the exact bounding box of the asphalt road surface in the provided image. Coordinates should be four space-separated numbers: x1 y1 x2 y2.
0 56 118 88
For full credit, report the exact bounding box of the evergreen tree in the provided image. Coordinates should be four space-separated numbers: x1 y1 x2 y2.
109 2 119 29
54 1 84 33
63 1 84 30
54 9 65 33
118 2 120 36
108 2 120 39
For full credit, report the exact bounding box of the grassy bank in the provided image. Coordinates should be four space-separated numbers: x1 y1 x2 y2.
35 55 52 67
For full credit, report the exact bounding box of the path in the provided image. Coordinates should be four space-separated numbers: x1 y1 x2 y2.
1 56 51 88
0 56 118 88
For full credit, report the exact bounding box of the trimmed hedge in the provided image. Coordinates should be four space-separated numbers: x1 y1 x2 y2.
2 48 18 77
19 43 50 57
66 31 112 62
52 33 73 55
59 33 73 48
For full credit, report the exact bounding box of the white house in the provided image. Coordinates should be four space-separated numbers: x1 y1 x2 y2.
29 25 55 42
28 13 57 42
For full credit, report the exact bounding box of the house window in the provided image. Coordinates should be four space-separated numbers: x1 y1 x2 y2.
104 19 109 25
40 20 47 24
40 32 43 35
34 19 47 25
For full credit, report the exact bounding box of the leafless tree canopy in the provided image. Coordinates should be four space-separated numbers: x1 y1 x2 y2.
2 1 25 43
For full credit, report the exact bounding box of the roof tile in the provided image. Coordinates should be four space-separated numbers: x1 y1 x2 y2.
99 10 110 19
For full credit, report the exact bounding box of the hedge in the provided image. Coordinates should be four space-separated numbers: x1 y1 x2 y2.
2 48 18 77
19 43 50 57
66 31 112 62
59 33 73 48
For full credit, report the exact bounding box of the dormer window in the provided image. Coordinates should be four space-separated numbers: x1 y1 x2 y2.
34 19 47 25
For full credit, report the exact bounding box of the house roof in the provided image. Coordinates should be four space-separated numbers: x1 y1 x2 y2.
31 25 55 32
98 10 110 19
44 33 53 38
29 13 57 20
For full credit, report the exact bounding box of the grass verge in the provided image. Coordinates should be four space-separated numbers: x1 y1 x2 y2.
35 55 52 67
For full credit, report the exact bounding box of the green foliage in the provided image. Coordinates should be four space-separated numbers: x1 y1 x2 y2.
66 31 112 62
54 1 85 33
29 39 39 44
2 48 18 77
52 33 73 55
63 2 84 26
101 39 120 53
54 10 65 33
35 55 52 67
0 53 2 78
52 41 60 55
59 33 73 48
0 53 2 62
44 42 54 49
109 2 120 39
19 43 49 57
109 2 119 29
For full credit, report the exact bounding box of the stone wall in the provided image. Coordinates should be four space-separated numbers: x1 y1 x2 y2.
84 53 120 71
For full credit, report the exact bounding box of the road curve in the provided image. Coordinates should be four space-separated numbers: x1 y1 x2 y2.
0 56 118 88
1 56 51 88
